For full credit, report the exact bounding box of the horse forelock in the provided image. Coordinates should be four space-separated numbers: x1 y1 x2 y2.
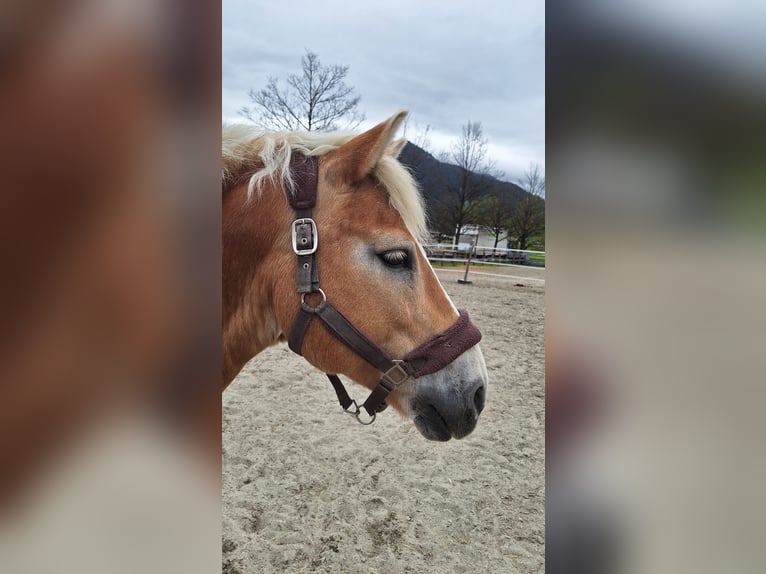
373 155 429 244
221 125 428 244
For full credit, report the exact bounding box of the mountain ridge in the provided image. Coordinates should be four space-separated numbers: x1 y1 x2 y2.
397 141 531 226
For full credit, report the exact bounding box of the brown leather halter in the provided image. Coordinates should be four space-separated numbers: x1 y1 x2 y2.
285 153 482 424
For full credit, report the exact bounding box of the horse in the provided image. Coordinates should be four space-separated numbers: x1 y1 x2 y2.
222 110 488 440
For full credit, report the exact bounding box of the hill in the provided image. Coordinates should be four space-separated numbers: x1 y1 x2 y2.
397 141 530 226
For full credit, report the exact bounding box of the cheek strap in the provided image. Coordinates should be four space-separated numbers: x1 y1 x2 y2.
289 302 481 420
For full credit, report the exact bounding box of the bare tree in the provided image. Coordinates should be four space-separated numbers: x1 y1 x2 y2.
240 50 364 131
436 121 502 245
473 189 515 251
509 163 545 251
412 124 432 151
402 117 432 152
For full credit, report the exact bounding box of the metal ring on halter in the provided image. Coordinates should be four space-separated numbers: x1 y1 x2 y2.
300 288 326 312
355 409 376 425
343 399 376 425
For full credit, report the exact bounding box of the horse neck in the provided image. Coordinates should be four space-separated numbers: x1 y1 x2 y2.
222 180 292 387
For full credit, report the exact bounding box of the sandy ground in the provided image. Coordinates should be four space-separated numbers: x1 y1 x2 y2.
222 269 545 574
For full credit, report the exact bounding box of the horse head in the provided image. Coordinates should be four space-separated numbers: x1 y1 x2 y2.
223 111 488 440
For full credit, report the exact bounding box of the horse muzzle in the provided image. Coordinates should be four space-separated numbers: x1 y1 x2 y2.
408 345 488 441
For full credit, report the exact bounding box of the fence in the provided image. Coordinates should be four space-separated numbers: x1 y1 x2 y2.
423 244 546 268
423 243 545 286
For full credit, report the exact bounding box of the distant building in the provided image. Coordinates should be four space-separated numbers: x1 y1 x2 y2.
427 225 512 250
451 224 510 250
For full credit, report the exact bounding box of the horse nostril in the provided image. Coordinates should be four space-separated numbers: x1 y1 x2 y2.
473 384 486 415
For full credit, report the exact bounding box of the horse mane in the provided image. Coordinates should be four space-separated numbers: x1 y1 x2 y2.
222 125 428 243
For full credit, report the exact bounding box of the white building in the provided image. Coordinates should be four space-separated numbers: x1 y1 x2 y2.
452 224 509 250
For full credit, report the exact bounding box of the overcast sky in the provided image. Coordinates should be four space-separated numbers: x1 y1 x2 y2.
223 0 544 182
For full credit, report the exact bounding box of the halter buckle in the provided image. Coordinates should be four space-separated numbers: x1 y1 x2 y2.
382 360 412 387
291 218 318 255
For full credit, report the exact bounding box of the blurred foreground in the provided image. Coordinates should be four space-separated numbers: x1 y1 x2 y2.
0 1 220 572
547 2 766 573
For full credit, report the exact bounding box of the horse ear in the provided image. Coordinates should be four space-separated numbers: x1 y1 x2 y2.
385 138 408 159
328 110 408 183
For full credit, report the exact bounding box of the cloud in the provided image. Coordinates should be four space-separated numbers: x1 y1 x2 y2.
223 0 544 179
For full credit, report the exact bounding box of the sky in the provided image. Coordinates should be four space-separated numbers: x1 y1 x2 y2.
222 0 544 183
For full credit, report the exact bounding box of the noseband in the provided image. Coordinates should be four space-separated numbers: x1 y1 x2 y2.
285 153 482 424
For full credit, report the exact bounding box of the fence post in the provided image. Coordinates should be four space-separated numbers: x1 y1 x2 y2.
457 240 475 284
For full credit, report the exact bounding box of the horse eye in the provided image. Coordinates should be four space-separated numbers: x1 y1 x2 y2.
379 249 410 269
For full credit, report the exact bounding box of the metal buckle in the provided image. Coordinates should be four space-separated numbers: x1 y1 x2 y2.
291 218 318 255
382 360 411 387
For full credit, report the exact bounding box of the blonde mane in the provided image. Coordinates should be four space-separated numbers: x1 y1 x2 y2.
222 125 428 243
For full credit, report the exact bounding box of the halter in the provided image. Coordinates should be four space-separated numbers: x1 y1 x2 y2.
286 153 482 424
